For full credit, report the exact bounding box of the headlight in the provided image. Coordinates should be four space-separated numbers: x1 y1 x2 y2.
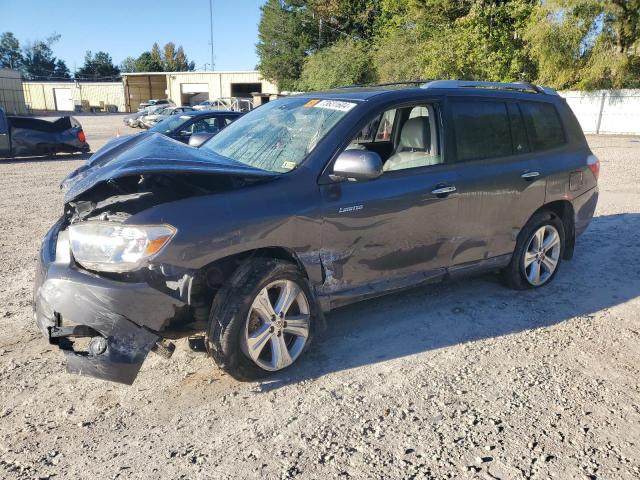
68 222 176 272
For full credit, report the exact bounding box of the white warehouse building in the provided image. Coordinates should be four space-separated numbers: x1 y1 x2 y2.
121 71 278 112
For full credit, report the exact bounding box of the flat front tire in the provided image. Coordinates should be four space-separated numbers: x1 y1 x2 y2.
206 258 315 380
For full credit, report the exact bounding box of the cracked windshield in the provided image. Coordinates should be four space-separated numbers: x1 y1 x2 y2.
201 97 355 172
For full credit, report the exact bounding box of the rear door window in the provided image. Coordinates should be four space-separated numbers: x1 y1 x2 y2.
507 103 530 154
451 100 512 161
520 102 565 151
0 113 7 134
192 118 221 134
222 116 238 126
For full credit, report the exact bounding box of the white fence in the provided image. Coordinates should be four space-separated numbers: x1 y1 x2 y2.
560 89 640 135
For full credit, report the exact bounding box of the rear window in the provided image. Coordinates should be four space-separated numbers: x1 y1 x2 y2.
520 102 565 151
452 101 512 161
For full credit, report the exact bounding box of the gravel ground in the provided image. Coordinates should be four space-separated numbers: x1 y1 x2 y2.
0 114 639 479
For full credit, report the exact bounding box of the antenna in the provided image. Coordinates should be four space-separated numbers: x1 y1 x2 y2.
209 0 215 71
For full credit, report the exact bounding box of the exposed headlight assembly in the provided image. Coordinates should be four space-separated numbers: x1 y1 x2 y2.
68 222 176 272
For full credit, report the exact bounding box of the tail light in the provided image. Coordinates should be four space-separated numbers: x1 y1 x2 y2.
77 130 86 143
587 154 600 181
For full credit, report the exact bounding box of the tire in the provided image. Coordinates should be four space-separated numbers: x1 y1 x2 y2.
502 210 565 290
206 258 315 381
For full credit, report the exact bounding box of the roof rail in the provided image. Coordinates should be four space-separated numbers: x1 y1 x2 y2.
335 79 433 89
421 80 558 96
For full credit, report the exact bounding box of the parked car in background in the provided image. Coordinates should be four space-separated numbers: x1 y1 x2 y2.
33 80 598 384
147 110 242 145
192 99 228 111
137 106 172 129
0 108 89 158
138 98 172 111
123 104 168 128
140 106 195 129
123 111 146 128
193 97 253 112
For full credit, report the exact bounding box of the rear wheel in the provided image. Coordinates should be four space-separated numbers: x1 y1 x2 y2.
206 258 314 380
503 211 565 290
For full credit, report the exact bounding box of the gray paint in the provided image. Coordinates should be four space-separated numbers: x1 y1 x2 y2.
34 84 599 383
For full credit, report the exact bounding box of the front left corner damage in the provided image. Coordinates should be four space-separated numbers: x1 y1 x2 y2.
35 259 185 385
61 320 160 385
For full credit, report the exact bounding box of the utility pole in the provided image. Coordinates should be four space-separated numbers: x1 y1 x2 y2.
209 0 215 71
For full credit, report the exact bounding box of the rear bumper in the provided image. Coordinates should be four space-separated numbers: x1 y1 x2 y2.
33 220 185 384
573 186 599 237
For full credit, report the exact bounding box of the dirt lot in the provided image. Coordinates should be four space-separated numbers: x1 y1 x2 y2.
0 114 639 479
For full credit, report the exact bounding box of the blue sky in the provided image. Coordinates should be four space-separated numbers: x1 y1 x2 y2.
0 0 266 71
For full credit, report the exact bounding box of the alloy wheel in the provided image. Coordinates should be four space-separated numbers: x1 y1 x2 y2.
241 279 310 371
523 225 561 286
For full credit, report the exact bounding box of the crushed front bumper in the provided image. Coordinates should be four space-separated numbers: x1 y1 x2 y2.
33 219 185 384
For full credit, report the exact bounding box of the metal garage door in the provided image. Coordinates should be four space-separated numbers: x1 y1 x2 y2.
53 88 74 111
181 83 209 106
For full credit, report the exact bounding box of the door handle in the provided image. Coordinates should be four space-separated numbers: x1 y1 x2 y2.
431 185 457 196
521 171 540 179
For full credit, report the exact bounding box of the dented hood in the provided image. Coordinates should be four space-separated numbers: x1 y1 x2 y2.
61 133 276 202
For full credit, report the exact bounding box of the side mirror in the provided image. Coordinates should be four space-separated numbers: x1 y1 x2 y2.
331 149 383 182
188 132 214 147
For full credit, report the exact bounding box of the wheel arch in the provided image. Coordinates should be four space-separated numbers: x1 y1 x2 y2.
187 246 325 331
530 200 575 260
195 246 310 289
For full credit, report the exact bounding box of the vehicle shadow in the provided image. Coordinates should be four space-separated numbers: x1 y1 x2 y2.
260 212 640 391
0 152 91 164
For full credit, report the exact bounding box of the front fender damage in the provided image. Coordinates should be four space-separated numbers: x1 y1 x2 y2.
35 260 185 384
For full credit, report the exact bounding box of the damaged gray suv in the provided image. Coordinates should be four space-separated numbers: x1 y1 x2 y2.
34 81 599 384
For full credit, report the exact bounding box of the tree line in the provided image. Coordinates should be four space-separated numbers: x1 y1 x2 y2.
0 32 195 80
257 0 640 91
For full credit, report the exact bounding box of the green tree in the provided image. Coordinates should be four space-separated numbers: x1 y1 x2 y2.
525 0 640 89
163 42 176 71
0 32 23 70
161 42 194 71
174 46 195 71
308 0 380 45
76 51 120 80
22 33 70 80
257 0 315 90
373 28 424 82
120 56 138 73
257 0 640 91
53 59 70 78
298 38 376 90
150 43 163 68
134 51 163 72
371 0 536 83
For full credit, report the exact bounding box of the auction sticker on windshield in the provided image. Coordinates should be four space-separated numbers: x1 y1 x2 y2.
314 100 356 112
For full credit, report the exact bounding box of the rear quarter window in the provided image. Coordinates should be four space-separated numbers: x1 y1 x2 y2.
520 102 565 151
451 100 512 161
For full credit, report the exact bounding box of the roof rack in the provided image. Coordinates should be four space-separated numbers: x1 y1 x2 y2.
335 80 433 89
421 80 558 96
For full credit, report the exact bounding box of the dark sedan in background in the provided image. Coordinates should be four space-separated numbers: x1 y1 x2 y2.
146 110 243 146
